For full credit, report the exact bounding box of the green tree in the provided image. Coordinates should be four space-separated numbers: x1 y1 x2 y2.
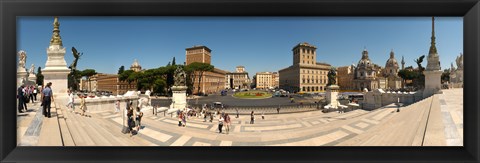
165 65 177 94
36 67 44 86
68 69 82 91
441 69 450 84
119 69 134 83
81 69 97 92
185 62 214 95
172 57 176 65
136 68 163 91
118 65 125 75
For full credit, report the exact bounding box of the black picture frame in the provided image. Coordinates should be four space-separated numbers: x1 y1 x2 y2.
1 0 479 162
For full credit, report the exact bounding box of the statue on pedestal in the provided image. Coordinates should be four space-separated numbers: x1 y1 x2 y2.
29 64 35 75
69 47 83 90
69 47 82 71
18 50 27 69
174 66 186 86
327 67 337 86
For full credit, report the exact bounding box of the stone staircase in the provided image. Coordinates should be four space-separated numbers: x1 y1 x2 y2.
57 107 154 146
27 94 443 146
342 95 440 146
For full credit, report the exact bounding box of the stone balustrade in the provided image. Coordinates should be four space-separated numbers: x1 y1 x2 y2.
73 95 139 113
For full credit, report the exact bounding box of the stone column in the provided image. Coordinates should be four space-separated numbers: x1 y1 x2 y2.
42 17 70 104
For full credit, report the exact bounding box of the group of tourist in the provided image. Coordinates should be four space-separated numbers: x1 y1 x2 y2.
16 85 40 113
65 90 88 116
17 82 55 118
177 108 188 127
125 101 143 137
218 113 231 134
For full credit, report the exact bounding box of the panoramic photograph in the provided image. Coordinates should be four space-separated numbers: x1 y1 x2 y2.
16 16 463 146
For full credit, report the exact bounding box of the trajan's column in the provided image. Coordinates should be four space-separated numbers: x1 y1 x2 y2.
423 17 443 98
42 17 70 101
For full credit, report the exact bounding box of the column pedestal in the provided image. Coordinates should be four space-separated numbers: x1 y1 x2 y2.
43 45 70 105
326 85 340 108
423 70 443 98
171 86 188 110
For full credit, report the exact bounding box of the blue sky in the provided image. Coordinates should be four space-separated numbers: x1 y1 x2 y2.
18 17 462 78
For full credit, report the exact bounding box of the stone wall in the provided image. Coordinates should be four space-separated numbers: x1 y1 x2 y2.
362 89 423 110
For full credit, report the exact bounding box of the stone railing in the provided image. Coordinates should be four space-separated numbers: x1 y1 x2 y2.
73 95 139 113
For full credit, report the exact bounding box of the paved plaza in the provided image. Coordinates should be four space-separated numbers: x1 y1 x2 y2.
17 89 463 146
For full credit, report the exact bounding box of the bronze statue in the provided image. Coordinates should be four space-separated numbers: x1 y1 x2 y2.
174 66 186 86
69 47 82 91
69 47 82 71
327 67 337 86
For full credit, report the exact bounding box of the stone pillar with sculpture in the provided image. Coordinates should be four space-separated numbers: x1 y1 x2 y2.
42 16 71 104
28 63 37 84
17 50 28 87
170 66 188 110
324 67 347 110
423 17 443 98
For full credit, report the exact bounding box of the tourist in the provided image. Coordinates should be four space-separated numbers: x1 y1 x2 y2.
114 100 120 113
178 111 183 127
66 90 75 113
28 86 34 103
224 113 231 134
42 82 53 118
277 106 280 114
250 111 255 124
32 87 37 101
127 108 135 137
203 109 207 122
218 114 224 134
209 112 213 123
136 107 143 130
17 85 25 113
79 94 87 116
235 108 239 118
23 86 28 110
182 110 187 127
152 105 157 116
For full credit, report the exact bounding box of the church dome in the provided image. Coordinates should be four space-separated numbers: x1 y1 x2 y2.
357 49 374 68
130 59 142 72
385 50 399 68
131 59 141 68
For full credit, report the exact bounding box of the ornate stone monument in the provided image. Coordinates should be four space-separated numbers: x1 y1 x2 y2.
42 17 70 100
170 66 188 110
423 17 443 98
17 50 28 86
324 67 346 109
449 53 463 88
28 64 37 83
